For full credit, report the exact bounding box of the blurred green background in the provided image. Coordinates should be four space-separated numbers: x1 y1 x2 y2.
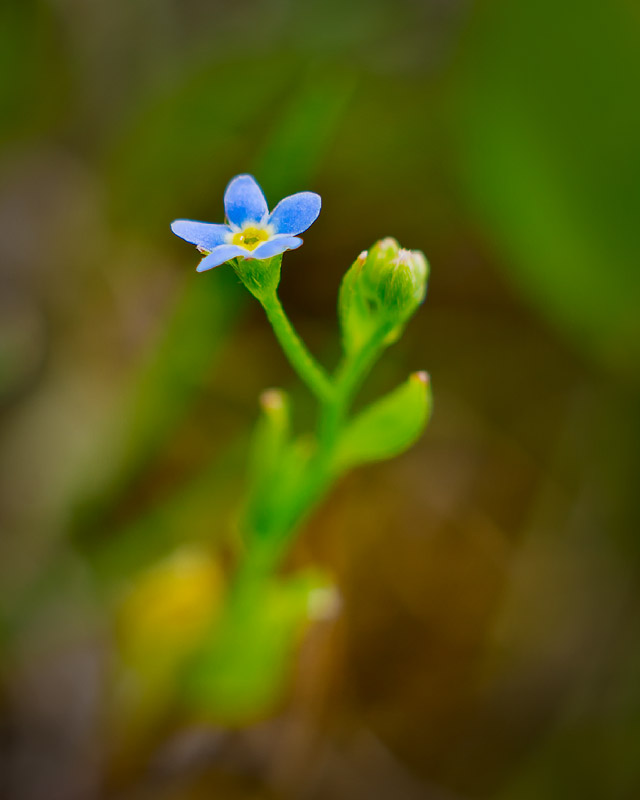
1 0 639 797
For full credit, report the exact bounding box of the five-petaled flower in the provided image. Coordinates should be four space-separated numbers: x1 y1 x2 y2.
171 174 321 272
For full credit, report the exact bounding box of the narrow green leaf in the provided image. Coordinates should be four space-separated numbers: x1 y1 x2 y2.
243 388 291 538
335 372 432 471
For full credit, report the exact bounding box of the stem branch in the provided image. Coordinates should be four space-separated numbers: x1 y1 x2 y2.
262 293 333 402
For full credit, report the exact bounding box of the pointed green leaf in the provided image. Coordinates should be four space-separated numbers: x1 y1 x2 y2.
243 390 314 541
335 372 432 471
243 388 291 538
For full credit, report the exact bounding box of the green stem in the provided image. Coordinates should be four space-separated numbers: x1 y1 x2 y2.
334 320 394 409
261 292 333 402
236 318 394 583
271 321 394 543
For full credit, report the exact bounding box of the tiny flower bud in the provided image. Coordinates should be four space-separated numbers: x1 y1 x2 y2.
360 238 429 324
260 388 287 412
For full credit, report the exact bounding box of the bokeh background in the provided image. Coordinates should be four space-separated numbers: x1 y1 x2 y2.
1 1 640 798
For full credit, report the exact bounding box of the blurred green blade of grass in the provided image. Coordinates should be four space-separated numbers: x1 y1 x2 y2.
88 434 248 587
69 267 242 548
105 51 355 233
454 0 640 381
104 55 289 231
256 63 357 198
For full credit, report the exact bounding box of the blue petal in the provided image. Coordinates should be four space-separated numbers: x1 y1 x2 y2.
268 192 321 235
224 174 269 228
171 220 231 250
196 244 246 272
251 235 303 260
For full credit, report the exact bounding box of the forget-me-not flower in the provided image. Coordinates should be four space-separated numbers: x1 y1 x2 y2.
171 174 321 272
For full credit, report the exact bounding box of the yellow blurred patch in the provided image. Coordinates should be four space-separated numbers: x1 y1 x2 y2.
108 548 225 769
117 547 225 663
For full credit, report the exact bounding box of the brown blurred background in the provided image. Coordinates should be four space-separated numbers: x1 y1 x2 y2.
1 1 639 798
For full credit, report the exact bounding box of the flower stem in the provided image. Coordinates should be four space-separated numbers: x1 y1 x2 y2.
237 315 394 581
261 292 333 402
260 321 395 552
333 320 395 408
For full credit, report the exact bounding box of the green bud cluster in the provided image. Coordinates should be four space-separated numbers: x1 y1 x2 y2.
339 237 429 354
360 237 428 322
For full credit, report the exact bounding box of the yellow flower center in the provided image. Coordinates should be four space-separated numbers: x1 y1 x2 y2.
232 226 270 251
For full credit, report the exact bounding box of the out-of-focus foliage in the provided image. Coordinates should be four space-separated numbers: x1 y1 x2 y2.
455 0 640 380
111 548 225 757
185 568 335 724
1 0 639 798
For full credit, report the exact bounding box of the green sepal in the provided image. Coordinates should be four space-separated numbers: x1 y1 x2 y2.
338 243 429 357
231 254 282 302
338 251 377 355
360 238 428 324
334 371 432 472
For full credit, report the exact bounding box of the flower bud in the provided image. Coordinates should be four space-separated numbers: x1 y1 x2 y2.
360 237 429 323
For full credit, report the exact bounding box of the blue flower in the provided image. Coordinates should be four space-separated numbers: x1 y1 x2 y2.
171 174 322 272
